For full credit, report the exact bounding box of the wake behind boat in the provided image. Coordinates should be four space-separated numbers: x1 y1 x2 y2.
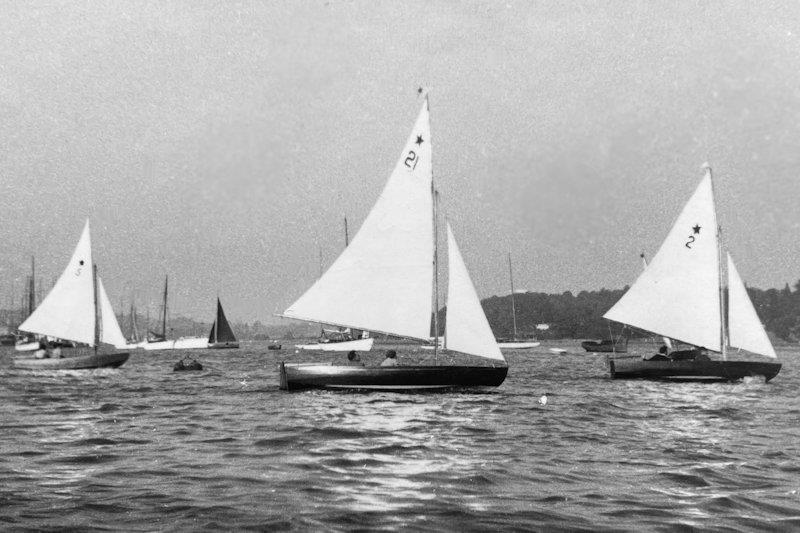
13 221 130 370
279 96 507 391
603 166 781 382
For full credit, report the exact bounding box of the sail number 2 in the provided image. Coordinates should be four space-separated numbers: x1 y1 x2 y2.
404 150 419 171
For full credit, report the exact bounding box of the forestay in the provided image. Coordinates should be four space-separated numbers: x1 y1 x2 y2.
283 99 434 341
604 172 722 351
19 221 96 346
444 224 505 361
727 253 777 358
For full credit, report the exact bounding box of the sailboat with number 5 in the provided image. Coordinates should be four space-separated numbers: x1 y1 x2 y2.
13 221 130 370
603 166 780 382
278 96 508 391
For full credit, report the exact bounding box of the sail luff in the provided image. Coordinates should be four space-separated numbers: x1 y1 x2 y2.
707 165 728 360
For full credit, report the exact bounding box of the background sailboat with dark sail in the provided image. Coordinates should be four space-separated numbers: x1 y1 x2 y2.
13 220 130 370
208 298 239 349
496 252 540 350
603 166 780 382
279 96 507 391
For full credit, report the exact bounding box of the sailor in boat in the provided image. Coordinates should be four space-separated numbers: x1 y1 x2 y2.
645 344 710 362
345 350 363 365
34 339 63 359
380 350 398 367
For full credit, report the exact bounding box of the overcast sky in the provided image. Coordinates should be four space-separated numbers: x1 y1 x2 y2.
1 1 799 324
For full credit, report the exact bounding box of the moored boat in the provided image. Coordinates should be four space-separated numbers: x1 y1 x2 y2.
603 165 780 382
295 335 373 352
497 341 541 350
496 252 540 350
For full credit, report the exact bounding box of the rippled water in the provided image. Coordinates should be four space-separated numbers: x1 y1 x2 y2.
1 340 799 531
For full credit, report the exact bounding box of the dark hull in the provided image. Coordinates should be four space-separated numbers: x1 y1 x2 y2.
279 363 508 391
582 340 627 353
13 352 130 370
609 356 781 382
208 342 239 349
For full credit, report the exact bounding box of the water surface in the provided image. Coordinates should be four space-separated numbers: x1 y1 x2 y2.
1 341 798 531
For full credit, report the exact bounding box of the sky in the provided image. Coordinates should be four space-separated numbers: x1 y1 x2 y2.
1 1 799 324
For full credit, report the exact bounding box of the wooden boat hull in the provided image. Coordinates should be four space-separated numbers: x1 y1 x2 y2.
582 340 627 353
279 362 508 391
608 356 781 382
497 341 540 349
12 352 130 370
208 341 239 349
295 337 374 352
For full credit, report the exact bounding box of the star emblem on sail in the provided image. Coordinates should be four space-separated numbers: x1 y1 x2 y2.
18 220 128 349
281 98 504 362
603 170 776 358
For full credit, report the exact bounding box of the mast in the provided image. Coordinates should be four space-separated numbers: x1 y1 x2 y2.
428 95 440 362
93 264 100 353
28 256 35 318
707 164 728 360
318 248 324 337
161 276 168 339
344 216 349 247
508 252 517 340
129 301 138 341
214 298 219 343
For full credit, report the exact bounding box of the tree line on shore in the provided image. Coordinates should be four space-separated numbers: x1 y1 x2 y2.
4 281 799 342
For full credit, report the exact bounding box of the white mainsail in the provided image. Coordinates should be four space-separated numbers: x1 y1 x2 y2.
604 172 722 351
444 224 505 361
727 253 777 358
97 276 128 349
19 220 96 346
283 99 434 341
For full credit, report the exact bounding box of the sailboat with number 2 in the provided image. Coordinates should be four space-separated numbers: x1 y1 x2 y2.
603 166 780 382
